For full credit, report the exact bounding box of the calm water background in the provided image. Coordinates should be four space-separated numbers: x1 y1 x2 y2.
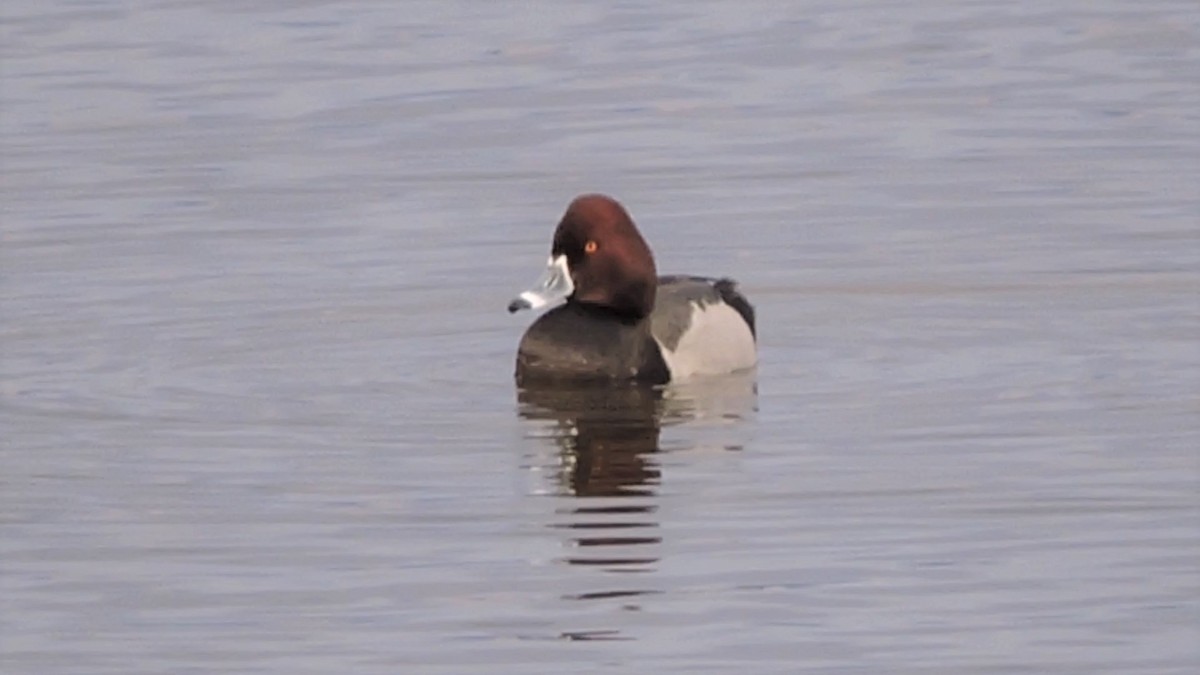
2 1 1198 673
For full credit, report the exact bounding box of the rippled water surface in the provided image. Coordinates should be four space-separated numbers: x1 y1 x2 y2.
2 1 1198 673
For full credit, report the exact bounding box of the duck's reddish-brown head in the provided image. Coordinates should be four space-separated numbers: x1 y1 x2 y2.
509 194 657 319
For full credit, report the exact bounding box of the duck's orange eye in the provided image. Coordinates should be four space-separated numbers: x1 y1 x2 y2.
584 240 598 254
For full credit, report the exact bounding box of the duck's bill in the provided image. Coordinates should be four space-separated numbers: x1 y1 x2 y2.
508 254 574 313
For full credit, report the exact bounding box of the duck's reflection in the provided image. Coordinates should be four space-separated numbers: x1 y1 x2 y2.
520 383 663 497
517 374 757 607
519 383 663 579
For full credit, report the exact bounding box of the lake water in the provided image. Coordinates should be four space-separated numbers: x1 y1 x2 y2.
2 1 1198 673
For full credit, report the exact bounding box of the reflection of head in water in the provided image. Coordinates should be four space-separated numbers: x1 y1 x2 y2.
517 374 759 497
518 382 665 580
517 383 663 497
517 376 757 585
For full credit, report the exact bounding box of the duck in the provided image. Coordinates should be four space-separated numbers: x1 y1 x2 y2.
508 194 756 384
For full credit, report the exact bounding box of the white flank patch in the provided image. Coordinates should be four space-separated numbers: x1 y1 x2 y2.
654 301 756 380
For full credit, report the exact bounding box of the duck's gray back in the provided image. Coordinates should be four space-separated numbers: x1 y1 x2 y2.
649 275 756 351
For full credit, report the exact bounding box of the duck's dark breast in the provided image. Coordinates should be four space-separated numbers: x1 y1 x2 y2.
515 303 669 384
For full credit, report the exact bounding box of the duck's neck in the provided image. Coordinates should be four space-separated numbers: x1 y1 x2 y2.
572 300 647 325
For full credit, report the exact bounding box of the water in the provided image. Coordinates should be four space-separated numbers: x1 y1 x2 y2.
2 1 1198 673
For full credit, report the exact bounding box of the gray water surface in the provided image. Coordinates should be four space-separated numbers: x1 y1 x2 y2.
2 1 1198 673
